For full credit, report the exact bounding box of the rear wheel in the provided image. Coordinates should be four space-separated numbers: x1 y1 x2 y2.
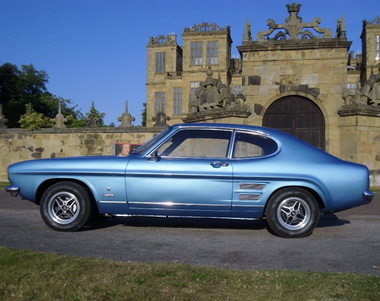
40 182 92 231
266 188 320 238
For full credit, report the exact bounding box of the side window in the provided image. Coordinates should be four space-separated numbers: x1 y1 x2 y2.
158 130 231 158
233 132 278 158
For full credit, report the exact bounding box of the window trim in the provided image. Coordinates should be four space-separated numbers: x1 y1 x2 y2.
155 52 166 73
151 128 234 159
206 41 219 65
191 41 203 66
230 131 280 160
146 128 280 161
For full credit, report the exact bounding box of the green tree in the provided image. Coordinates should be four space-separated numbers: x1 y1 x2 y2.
18 104 54 130
0 63 83 128
141 102 147 127
0 63 23 127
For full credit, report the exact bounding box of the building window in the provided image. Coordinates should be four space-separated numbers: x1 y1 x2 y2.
173 87 183 115
156 52 166 73
207 41 219 65
376 35 380 61
155 92 165 113
191 42 203 65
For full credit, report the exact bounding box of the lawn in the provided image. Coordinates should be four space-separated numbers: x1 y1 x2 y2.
0 247 379 301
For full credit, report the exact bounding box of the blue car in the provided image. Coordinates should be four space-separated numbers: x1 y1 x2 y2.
6 123 374 238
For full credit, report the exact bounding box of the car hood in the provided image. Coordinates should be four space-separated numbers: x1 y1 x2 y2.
8 155 131 175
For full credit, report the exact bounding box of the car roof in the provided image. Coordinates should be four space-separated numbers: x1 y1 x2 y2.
172 123 280 136
171 123 331 159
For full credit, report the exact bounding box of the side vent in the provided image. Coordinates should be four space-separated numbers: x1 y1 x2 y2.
240 183 267 190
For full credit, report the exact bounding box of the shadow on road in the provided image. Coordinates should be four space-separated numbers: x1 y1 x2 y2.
83 213 350 232
317 213 350 228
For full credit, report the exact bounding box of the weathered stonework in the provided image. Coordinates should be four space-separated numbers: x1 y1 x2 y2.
145 3 380 187
0 127 161 181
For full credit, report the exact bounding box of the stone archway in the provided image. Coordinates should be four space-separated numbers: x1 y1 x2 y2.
263 96 325 150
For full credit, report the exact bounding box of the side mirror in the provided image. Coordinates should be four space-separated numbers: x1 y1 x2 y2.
148 150 161 162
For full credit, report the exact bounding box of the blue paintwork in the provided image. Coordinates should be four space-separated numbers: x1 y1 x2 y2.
6 123 373 219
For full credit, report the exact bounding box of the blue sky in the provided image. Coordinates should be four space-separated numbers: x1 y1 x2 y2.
1 0 378 126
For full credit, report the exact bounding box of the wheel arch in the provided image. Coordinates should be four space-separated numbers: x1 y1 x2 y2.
264 185 325 216
36 179 97 212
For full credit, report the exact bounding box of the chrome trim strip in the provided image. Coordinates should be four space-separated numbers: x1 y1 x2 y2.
232 205 264 208
111 214 260 221
99 201 126 204
128 201 230 207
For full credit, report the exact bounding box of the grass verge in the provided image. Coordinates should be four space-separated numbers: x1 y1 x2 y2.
0 247 379 301
0 182 9 190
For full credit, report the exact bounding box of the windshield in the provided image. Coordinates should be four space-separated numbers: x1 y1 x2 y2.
132 127 171 155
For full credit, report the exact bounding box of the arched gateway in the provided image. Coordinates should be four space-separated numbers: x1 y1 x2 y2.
263 96 325 150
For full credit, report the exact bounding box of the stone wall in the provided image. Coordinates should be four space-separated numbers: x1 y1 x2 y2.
1 125 378 187
0 127 162 182
339 107 380 187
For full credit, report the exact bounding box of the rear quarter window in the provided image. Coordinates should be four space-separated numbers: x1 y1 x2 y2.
233 132 278 158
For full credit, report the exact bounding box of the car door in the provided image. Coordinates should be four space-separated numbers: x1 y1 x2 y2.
230 131 280 218
125 128 233 217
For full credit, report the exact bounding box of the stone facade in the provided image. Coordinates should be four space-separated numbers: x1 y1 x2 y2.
146 3 380 186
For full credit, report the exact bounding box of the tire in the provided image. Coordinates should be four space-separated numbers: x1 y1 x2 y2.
266 188 320 238
40 182 92 231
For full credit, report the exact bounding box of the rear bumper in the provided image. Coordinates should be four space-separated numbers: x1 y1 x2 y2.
363 190 374 203
5 185 20 197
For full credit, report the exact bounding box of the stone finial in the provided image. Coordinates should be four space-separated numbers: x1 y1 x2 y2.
152 112 170 127
86 101 100 128
52 101 67 129
118 100 135 128
336 18 347 39
0 104 8 128
243 19 253 42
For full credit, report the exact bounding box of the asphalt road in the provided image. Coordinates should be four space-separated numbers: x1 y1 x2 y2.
1 190 379 276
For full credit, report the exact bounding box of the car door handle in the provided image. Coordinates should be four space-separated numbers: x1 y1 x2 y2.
210 161 229 168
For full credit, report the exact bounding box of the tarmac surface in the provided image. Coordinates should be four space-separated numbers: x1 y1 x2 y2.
0 190 379 276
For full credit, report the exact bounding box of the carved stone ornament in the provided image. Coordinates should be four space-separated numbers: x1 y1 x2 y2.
343 66 380 107
184 22 230 34
153 112 170 127
183 68 250 123
148 35 176 46
52 101 67 129
340 66 380 117
118 100 135 128
257 2 332 41
86 102 100 128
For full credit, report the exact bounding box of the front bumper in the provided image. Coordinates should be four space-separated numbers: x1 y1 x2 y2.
5 185 20 197
363 190 374 204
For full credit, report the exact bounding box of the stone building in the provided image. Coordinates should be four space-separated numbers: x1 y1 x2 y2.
146 2 380 186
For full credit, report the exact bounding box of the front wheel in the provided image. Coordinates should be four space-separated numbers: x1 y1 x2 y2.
266 188 320 238
40 182 92 231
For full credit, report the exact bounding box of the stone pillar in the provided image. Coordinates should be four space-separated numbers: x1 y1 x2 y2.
338 104 380 187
